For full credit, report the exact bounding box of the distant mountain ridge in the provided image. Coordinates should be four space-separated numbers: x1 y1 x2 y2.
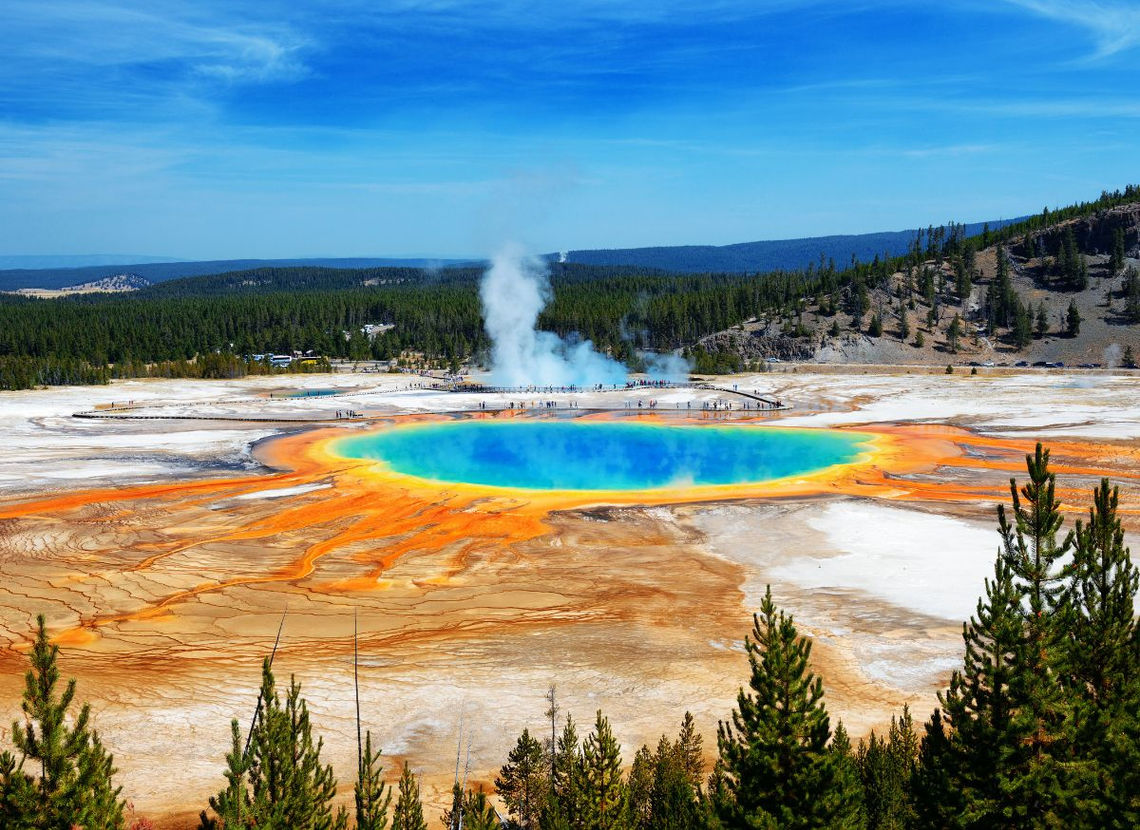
0 257 477 292
0 219 1031 291
0 254 181 270
558 218 1028 274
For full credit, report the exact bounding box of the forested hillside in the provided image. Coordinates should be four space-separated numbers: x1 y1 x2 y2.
0 187 1138 389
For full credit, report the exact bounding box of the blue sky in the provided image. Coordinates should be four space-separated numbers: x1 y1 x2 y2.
2 0 1139 259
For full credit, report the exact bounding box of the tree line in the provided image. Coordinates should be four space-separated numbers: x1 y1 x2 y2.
1 186 1137 390
2 443 1137 827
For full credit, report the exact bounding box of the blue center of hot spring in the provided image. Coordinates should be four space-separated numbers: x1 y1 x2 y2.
333 421 871 491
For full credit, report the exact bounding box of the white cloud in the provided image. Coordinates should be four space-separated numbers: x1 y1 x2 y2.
1 1 311 83
1003 0 1140 56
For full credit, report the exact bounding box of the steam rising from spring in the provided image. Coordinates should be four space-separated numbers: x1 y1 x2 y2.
480 245 628 387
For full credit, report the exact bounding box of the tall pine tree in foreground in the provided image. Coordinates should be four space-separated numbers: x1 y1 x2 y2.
391 762 427 830
1064 478 1139 826
581 710 628 830
714 586 861 829
995 443 1079 821
496 727 546 828
0 614 125 830
355 731 392 830
541 714 583 830
200 658 347 829
916 556 1027 827
916 445 1140 827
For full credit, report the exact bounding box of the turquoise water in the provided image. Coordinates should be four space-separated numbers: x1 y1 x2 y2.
333 421 870 491
288 388 340 398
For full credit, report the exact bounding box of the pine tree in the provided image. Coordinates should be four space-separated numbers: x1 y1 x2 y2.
946 314 961 353
645 735 702 830
1065 479 1139 823
857 708 917 829
1066 300 1081 337
829 723 865 829
355 731 392 830
995 444 1077 822
1124 267 1140 323
2 614 124 830
715 587 861 828
496 727 547 829
391 763 427 830
920 556 1026 825
545 714 583 828
674 712 704 791
581 711 628 830
627 745 655 830
441 782 464 830
199 721 251 830
1035 303 1048 338
1012 298 1033 349
1066 478 1138 707
1109 227 1126 276
461 788 502 830
203 659 347 830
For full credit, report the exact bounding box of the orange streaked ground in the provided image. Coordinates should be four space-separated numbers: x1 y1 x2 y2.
0 408 1137 826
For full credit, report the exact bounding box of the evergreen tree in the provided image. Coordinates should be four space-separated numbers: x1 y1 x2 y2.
1066 300 1081 337
998 445 1076 812
580 711 628 830
199 721 251 830
1123 267 1140 323
1108 227 1126 276
1035 303 1048 338
645 736 701 830
920 555 1027 826
946 314 961 353
441 782 464 830
1 614 124 830
202 659 347 830
496 727 547 829
857 708 917 830
674 712 704 791
545 714 583 828
627 746 655 830
1065 479 1139 823
391 763 427 830
1058 227 1089 290
1124 345 1137 369
954 256 972 301
715 587 861 828
461 788 502 830
355 731 392 830
829 723 865 829
1012 299 1033 349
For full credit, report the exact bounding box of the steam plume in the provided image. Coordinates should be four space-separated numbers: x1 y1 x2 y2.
480 245 627 387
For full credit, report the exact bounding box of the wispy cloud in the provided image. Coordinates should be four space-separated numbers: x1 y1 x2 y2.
2 1 311 83
1003 0 1140 56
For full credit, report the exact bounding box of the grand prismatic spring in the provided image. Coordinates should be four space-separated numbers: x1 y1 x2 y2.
0 371 1138 823
333 421 874 491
